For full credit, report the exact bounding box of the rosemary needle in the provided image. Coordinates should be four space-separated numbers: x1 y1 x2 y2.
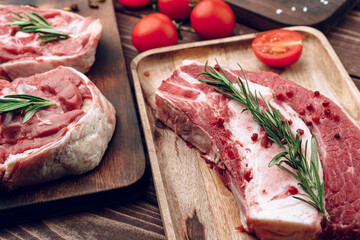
6 12 70 45
0 94 56 123
199 61 329 220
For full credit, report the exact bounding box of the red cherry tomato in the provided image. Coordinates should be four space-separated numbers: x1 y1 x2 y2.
190 0 235 40
118 0 150 7
251 29 303 67
132 13 178 52
158 0 191 20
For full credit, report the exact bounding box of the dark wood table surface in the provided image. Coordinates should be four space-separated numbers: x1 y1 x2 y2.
0 1 359 239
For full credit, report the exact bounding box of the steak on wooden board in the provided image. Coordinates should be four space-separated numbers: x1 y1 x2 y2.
233 68 360 239
0 5 102 80
155 60 359 239
0 67 115 190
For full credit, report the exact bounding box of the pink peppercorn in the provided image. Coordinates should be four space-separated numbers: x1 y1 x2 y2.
306 103 313 110
322 100 330 107
298 108 305 115
312 115 320 123
286 91 294 98
251 133 258 141
276 93 285 100
296 129 304 135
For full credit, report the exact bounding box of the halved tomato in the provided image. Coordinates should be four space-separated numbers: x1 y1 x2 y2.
251 29 302 67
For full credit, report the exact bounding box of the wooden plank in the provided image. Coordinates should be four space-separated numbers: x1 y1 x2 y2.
131 26 359 239
0 0 146 225
326 3 360 78
227 0 360 33
1 202 165 240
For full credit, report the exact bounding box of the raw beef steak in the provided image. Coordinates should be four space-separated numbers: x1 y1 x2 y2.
155 60 323 240
0 67 115 190
230 68 360 239
0 5 102 80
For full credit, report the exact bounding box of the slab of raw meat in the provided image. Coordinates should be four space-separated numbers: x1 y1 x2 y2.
0 66 115 190
155 60 323 240
0 5 102 80
230 68 360 239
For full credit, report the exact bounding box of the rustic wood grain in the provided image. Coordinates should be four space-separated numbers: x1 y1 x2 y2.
0 201 165 240
227 0 360 33
130 26 360 240
0 1 358 239
326 6 360 78
0 0 146 225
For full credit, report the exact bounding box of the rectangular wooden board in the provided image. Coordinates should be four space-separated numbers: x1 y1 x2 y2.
130 26 360 240
227 0 360 33
0 0 146 223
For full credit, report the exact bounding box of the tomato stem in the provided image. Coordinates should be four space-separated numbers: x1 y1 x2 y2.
151 0 158 11
172 20 183 40
189 0 200 8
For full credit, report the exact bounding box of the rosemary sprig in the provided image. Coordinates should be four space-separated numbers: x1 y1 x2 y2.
0 94 56 123
6 12 69 45
199 61 329 220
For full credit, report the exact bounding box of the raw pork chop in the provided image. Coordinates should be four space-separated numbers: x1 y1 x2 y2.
155 60 323 240
231 69 360 239
0 5 102 80
0 67 115 190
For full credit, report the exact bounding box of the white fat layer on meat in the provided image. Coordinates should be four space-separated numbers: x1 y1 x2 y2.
178 60 323 239
0 16 95 54
2 112 15 125
0 6 102 81
227 77 322 235
0 32 41 47
168 76 208 103
12 81 38 94
177 71 206 102
0 88 12 96
179 70 201 85
1 67 115 189
0 14 8 22
82 98 93 113
36 119 52 126
177 64 225 163
66 19 86 35
14 31 31 38
270 101 324 181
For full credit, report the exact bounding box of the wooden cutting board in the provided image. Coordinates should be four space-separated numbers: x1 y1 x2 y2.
0 0 147 225
227 0 360 33
131 26 360 239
